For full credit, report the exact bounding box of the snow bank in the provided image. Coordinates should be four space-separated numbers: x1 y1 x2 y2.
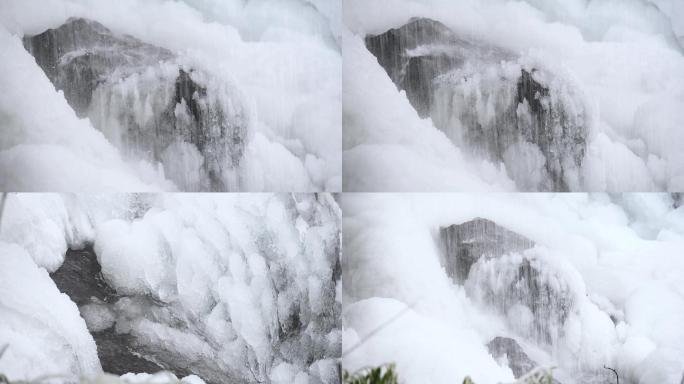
0 242 101 381
342 193 684 384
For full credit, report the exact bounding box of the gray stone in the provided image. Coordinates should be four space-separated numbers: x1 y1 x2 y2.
487 337 565 383
441 218 573 344
487 337 537 379
440 218 534 282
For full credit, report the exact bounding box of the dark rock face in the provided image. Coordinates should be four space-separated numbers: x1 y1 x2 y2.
365 18 505 117
440 218 534 282
24 18 248 191
468 252 575 345
487 336 564 383
50 248 218 382
441 218 573 344
487 337 537 379
92 329 174 377
50 246 117 305
23 18 174 117
366 18 588 191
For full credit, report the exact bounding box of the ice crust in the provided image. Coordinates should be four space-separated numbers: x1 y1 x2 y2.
0 193 341 384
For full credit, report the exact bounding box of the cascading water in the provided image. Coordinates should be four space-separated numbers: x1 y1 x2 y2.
365 18 590 191
23 18 250 191
440 218 619 383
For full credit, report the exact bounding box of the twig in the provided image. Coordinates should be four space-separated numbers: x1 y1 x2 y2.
341 300 417 358
603 365 618 384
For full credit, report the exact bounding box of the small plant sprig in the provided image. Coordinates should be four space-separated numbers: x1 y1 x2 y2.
343 363 399 384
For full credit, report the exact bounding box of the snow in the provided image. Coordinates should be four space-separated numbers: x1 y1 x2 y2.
342 193 684 384
119 372 206 384
344 0 684 191
0 193 341 383
0 0 340 191
0 242 101 381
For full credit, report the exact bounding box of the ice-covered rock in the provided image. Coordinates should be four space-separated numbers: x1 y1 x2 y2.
487 337 537 379
23 18 249 191
36 194 341 384
467 251 576 345
487 337 563 383
50 248 176 378
366 18 589 191
440 218 534 282
440 218 573 345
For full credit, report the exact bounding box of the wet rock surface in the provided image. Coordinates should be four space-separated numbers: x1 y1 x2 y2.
50 248 217 382
366 18 588 191
467 250 575 345
440 218 534 282
50 246 117 305
487 337 536 378
486 336 559 382
50 237 340 384
23 18 173 117
441 218 573 344
24 18 248 191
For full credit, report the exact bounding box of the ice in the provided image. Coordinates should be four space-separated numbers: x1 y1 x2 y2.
119 372 206 384
0 242 101 381
0 193 341 383
81 303 117 332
